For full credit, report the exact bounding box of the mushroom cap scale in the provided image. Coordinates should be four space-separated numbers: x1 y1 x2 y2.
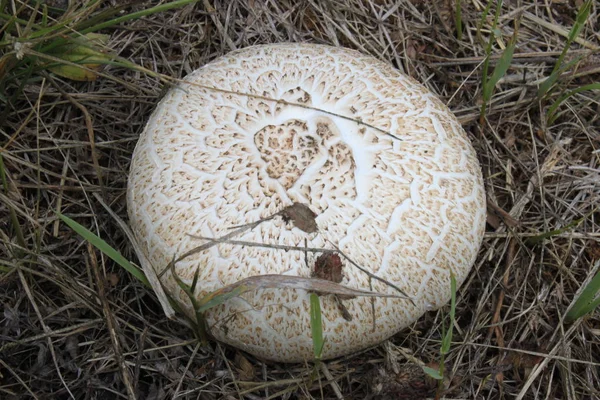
127 43 486 363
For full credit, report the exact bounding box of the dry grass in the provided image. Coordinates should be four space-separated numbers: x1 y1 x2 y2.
1 1 600 399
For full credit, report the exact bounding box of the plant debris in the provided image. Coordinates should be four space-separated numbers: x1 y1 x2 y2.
279 202 319 233
312 253 344 283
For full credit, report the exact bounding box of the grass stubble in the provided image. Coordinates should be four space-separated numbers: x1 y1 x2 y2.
1 0 599 399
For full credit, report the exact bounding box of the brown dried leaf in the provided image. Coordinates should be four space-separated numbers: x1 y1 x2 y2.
279 202 318 233
312 253 344 283
234 353 255 381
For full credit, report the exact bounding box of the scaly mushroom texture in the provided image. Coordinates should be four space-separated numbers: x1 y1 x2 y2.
127 43 486 363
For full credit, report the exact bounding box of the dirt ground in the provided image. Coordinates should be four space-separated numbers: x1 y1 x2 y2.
1 1 599 399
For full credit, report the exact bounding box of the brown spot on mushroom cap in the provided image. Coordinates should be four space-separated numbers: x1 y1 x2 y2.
127 43 486 363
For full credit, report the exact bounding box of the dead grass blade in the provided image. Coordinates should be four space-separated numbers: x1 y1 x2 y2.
198 274 409 314
0 152 25 250
88 243 136 400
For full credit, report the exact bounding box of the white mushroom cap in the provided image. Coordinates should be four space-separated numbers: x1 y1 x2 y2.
127 43 486 363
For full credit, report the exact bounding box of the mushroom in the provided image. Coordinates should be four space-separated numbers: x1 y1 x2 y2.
127 43 486 363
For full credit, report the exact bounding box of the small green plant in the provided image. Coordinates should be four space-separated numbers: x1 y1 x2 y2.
478 0 516 124
526 209 596 246
537 0 593 99
171 265 212 343
0 0 201 116
565 263 600 323
454 0 463 41
546 82 600 124
535 0 597 125
310 293 325 361
526 210 599 322
422 272 457 390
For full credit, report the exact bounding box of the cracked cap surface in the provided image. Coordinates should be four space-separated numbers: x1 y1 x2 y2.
127 43 486 363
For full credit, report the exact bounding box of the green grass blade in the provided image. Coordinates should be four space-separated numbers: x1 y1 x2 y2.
0 8 30 35
478 0 504 122
476 0 494 47
441 272 457 355
34 1 192 54
565 266 600 323
482 39 515 102
526 212 592 245
22 0 41 37
546 82 600 124
422 366 443 380
80 0 203 34
310 293 325 360
563 0 591 43
169 260 210 343
41 4 48 27
190 267 201 293
568 297 600 322
479 0 502 89
537 55 587 99
538 0 593 98
197 285 248 313
70 3 128 32
58 212 150 287
455 0 463 41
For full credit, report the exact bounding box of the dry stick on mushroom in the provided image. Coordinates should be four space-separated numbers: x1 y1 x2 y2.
187 237 337 256
165 190 416 348
159 218 268 279
129 60 404 142
172 80 402 142
180 272 410 342
162 203 315 278
179 203 414 327
189 235 413 302
180 202 413 300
